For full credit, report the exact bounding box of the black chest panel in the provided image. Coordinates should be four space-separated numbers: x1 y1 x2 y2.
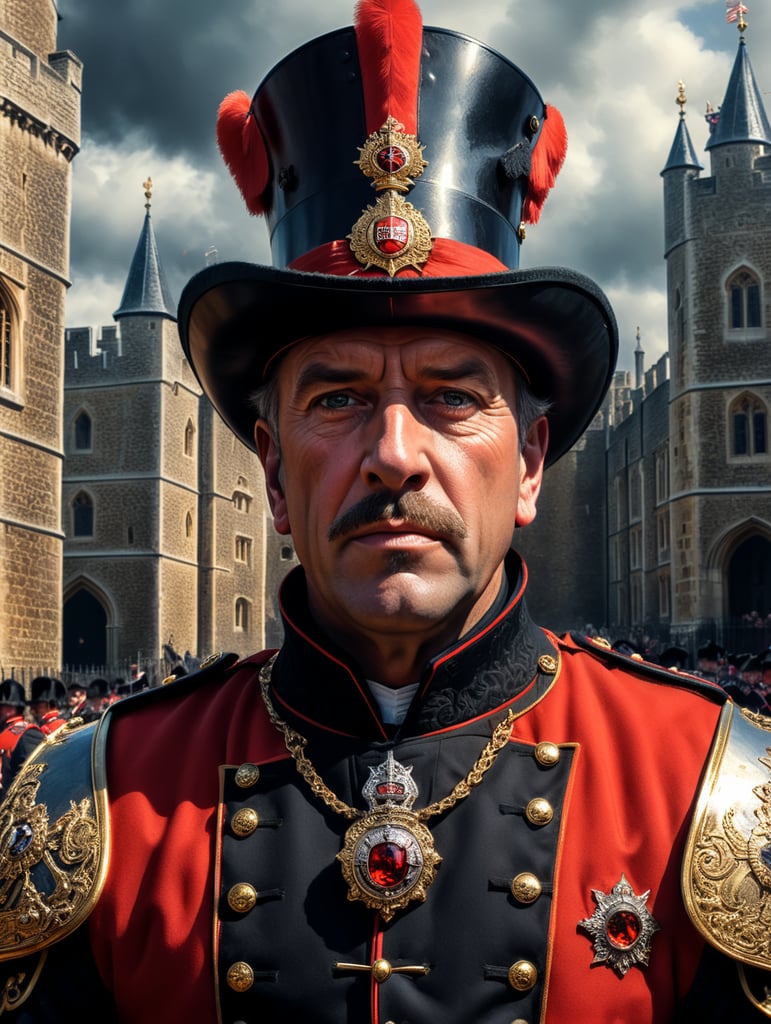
216 725 574 1024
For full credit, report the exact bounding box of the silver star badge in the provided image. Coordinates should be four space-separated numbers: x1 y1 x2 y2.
578 874 660 976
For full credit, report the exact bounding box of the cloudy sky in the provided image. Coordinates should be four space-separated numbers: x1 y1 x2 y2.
56 0 769 373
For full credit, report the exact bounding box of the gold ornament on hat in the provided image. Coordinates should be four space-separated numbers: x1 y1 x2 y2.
349 116 433 276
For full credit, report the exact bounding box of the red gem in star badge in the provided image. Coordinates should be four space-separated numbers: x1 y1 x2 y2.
375 216 409 255
578 874 660 976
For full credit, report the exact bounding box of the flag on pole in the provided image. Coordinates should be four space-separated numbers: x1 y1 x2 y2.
726 2 748 23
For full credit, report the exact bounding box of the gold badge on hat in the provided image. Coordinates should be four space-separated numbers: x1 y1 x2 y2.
349 116 433 276
578 874 661 976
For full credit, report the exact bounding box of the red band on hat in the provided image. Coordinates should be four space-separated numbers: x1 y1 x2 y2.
289 237 509 277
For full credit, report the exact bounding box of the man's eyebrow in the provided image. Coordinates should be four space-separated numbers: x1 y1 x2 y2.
417 358 499 389
292 362 368 394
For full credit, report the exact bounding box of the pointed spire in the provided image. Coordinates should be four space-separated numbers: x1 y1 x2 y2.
662 81 702 173
705 34 771 151
114 178 177 321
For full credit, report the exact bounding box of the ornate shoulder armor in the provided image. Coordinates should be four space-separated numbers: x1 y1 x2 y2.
0 717 108 962
683 701 771 1011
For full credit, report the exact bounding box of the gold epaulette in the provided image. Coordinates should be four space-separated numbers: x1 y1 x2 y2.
683 701 771 1014
0 716 108 962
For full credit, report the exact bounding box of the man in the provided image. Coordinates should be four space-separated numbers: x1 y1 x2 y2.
65 681 88 719
0 679 44 797
27 677 68 736
1 1 769 1020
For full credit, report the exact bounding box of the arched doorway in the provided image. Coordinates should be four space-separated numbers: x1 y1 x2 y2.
63 588 108 668
728 534 771 619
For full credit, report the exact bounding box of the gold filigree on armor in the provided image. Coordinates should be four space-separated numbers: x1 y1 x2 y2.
0 762 100 955
683 704 771 972
259 656 516 921
0 952 46 1013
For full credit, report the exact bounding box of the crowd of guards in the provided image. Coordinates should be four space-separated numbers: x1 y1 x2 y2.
0 668 171 797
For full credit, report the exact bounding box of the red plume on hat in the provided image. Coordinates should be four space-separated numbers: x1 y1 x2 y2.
216 91 270 216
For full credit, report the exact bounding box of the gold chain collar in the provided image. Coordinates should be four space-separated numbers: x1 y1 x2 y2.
258 655 517 919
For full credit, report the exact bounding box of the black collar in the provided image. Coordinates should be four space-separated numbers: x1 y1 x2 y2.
270 551 558 741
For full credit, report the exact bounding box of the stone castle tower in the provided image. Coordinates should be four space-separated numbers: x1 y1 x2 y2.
63 186 293 679
0 1 81 680
661 22 771 645
517 23 771 652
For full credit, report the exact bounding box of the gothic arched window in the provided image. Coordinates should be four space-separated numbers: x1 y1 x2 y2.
0 284 18 393
730 394 767 457
184 419 195 457
72 491 94 537
727 269 762 330
235 598 250 632
74 411 92 450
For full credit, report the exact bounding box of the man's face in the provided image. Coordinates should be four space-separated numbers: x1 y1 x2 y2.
68 688 85 707
256 327 547 656
0 703 16 723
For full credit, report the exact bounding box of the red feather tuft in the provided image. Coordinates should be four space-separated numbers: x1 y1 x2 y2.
522 104 568 225
354 0 424 135
216 90 271 216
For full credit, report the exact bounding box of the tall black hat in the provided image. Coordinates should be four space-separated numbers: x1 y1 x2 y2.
178 0 618 467
0 679 26 708
29 676 66 705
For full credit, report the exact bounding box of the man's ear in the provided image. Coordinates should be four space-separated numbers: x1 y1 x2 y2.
515 416 549 528
254 420 291 535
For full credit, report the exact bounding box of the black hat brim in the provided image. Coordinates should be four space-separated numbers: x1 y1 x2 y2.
178 263 618 467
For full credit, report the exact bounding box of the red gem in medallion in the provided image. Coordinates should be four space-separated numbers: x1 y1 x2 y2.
374 216 409 256
376 145 408 173
606 910 641 949
368 841 408 889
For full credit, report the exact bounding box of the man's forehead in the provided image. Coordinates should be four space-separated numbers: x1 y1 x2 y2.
276 325 519 382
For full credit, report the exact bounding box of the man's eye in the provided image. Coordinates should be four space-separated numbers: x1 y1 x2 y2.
439 390 474 408
319 392 353 410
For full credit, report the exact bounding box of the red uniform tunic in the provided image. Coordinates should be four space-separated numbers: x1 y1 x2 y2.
83 567 736 1023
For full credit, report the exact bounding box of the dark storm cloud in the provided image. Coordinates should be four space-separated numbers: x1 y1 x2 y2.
56 0 340 159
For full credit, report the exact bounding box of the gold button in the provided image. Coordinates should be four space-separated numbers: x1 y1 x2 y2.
235 763 260 788
537 654 558 674
534 741 560 767
511 872 542 905
231 807 259 836
227 882 258 914
525 798 553 827
511 1019 529 1024
371 959 392 983
508 960 537 992
226 961 254 992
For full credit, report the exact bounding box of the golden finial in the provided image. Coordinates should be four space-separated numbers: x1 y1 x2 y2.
676 81 687 117
143 177 153 211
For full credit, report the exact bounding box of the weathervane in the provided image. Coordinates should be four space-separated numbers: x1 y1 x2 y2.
143 177 153 212
725 2 748 37
676 81 687 118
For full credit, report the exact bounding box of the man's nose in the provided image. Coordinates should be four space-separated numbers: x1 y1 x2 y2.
360 401 431 491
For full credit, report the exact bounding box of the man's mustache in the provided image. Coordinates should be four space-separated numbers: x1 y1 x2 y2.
328 492 468 543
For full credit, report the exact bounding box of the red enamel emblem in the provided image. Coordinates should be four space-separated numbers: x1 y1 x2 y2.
375 216 409 255
368 841 409 888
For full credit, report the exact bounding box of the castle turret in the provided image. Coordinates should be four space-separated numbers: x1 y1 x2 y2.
662 18 771 649
114 179 176 321
0 1 81 681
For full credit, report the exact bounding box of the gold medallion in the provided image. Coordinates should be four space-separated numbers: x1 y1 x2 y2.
337 752 441 921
